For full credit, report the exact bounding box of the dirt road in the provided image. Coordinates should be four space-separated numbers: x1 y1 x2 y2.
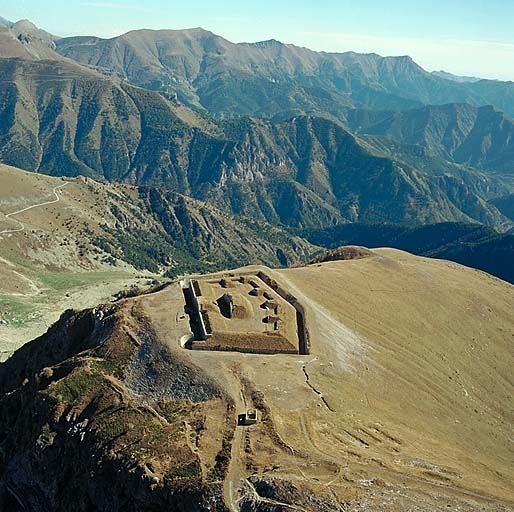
222 375 247 512
0 182 68 236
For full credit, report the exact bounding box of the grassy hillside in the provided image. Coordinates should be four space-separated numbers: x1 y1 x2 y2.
0 301 233 511
1 250 513 510
302 221 514 284
265 250 514 509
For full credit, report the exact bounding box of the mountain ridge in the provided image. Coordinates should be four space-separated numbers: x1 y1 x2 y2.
0 163 313 277
51 25 514 119
346 102 514 174
0 55 510 230
432 70 482 83
1 17 514 283
302 221 514 284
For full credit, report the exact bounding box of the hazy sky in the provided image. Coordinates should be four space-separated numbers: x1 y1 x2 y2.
2 0 514 81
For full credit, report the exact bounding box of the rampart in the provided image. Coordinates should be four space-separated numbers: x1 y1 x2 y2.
190 333 298 355
256 272 310 355
182 279 211 341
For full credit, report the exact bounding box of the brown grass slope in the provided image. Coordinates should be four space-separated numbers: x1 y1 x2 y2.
262 249 514 509
0 249 513 510
170 252 514 510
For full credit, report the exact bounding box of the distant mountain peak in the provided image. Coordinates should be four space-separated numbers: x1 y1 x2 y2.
388 54 414 61
13 18 36 26
0 17 61 59
254 38 282 46
12 18 59 44
170 26 214 36
187 26 212 33
123 26 214 37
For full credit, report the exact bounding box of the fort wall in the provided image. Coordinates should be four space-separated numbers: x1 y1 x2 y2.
182 279 211 341
256 272 311 355
182 272 308 356
190 341 298 355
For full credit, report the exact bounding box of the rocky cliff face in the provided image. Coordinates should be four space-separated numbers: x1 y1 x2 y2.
1 19 514 277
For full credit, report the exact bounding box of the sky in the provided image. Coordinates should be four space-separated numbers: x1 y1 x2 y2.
2 0 514 81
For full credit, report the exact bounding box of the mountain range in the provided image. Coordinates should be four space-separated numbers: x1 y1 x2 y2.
0 50 511 230
1 16 514 512
53 27 514 120
0 17 514 278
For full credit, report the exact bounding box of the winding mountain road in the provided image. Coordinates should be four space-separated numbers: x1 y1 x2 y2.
0 182 68 236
